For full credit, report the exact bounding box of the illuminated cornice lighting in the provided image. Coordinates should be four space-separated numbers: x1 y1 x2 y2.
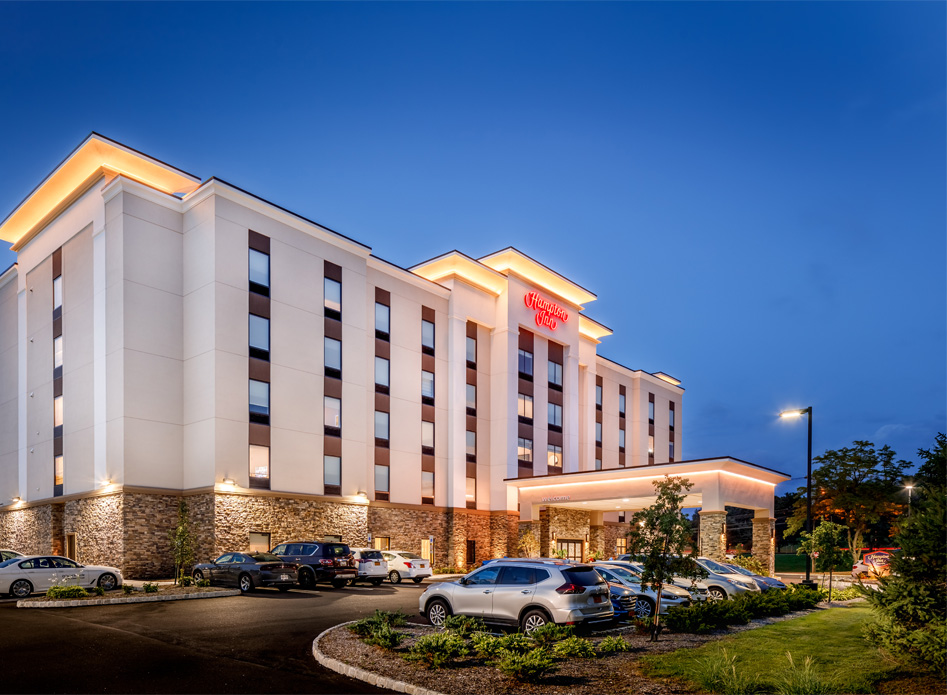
511 469 780 491
0 133 200 250
654 372 681 386
579 315 613 343
409 251 507 296
479 247 597 308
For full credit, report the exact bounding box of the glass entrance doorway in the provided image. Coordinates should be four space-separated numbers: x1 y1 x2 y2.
556 539 583 562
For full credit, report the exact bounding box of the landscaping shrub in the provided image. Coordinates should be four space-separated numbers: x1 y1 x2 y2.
404 632 468 669
818 586 860 602
772 651 833 695
631 617 652 635
692 648 760 695
179 575 193 587
122 584 135 595
442 614 486 637
142 582 159 593
782 585 821 612
46 585 89 599
527 622 573 648
496 632 532 655
471 632 504 660
733 591 792 619
597 635 631 655
93 586 105 597
362 623 407 650
349 610 409 637
495 647 558 683
552 635 596 659
665 600 750 634
196 579 210 588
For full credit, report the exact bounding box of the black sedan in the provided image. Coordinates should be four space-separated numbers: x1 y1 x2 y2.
192 552 297 593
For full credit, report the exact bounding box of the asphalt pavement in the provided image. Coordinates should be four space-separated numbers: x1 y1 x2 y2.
1 581 437 694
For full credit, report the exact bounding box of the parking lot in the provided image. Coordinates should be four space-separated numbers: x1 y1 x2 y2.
0 581 436 694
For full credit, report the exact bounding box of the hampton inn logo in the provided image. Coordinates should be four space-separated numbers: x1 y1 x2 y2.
524 291 569 331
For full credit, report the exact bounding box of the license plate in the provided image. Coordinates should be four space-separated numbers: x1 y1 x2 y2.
593 594 604 603
419 564 426 569
281 575 289 581
374 561 380 566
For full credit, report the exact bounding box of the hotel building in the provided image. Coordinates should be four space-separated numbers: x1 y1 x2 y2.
0 135 786 578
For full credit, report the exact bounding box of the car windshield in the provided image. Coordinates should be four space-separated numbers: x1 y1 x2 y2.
602 565 639 583
561 567 605 586
248 553 281 562
700 559 733 574
399 552 423 560
359 550 383 560
726 564 753 576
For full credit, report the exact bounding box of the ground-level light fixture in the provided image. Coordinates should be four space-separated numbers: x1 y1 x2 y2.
222 478 236 486
779 405 815 588
356 490 368 499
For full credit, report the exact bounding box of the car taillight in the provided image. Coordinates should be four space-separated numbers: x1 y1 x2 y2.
404 562 413 569
319 559 334 565
556 583 585 594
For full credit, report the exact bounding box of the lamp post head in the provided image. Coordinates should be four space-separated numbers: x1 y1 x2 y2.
779 407 811 418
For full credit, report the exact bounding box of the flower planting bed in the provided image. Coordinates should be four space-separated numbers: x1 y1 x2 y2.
19 585 239 608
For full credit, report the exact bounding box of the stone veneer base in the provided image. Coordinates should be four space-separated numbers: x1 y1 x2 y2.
312 622 447 695
18 588 240 608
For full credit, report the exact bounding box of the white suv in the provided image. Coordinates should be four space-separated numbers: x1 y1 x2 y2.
349 548 388 586
382 551 432 584
419 559 613 633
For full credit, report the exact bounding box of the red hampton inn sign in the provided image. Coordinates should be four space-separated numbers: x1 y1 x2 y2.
524 291 569 331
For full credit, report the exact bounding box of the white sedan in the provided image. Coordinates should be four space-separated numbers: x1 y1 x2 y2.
0 555 123 598
381 551 432 584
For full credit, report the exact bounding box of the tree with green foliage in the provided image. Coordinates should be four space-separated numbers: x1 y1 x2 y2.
788 441 910 564
859 456 946 675
625 475 705 641
168 499 195 585
914 432 946 492
797 521 847 601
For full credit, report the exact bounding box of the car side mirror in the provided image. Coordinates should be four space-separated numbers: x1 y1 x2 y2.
458 577 468 585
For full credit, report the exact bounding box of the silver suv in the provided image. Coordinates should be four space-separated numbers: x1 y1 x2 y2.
418 559 613 633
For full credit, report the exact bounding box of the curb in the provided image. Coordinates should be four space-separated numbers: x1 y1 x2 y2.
312 621 447 695
18 588 241 608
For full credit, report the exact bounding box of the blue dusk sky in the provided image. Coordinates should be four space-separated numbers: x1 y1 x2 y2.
1 2 944 494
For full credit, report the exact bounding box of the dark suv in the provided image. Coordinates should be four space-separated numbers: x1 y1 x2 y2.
270 541 356 589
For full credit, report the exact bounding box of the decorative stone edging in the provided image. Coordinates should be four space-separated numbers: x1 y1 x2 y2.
18 588 241 608
312 621 447 695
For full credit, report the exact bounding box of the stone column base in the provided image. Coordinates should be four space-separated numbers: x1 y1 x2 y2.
752 517 775 575
698 510 727 561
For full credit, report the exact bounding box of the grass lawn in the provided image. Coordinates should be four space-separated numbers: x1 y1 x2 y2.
642 604 941 694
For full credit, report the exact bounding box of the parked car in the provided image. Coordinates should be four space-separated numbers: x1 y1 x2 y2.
270 541 356 589
0 549 23 562
419 559 613 633
382 551 432 584
593 563 691 616
349 548 388 586
723 562 786 590
604 580 637 622
192 552 297 593
695 557 761 595
0 555 123 598
852 551 893 579
615 559 743 602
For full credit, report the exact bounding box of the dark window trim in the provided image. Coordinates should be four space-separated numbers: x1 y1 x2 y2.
518 415 533 426
375 384 390 395
518 371 533 382
421 396 434 407
466 359 476 370
249 477 270 490
421 445 435 457
325 367 342 380
548 424 562 434
466 407 476 417
421 345 435 357
375 329 390 341
324 484 342 496
548 382 563 392
249 346 269 361
249 282 269 298
421 497 434 506
324 425 341 437
375 437 390 449
249 412 270 426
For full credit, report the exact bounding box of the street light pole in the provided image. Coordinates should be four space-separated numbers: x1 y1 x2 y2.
781 406 815 588
906 485 913 517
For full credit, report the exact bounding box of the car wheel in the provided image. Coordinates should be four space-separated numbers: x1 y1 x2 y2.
97 573 118 591
193 570 204 582
388 570 402 584
426 599 451 626
298 568 315 590
520 609 550 634
238 573 254 593
10 579 33 598
330 578 347 589
412 577 424 584
707 587 727 602
636 597 655 618
370 578 384 586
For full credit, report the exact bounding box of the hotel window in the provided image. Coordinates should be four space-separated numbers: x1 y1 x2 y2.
619 428 626 450
548 402 562 431
324 455 342 493
421 420 435 453
547 444 562 472
54 455 64 486
669 441 675 461
616 538 627 554
595 384 603 410
375 302 390 340
373 537 391 551
53 275 63 312
466 336 476 366
249 315 269 361
375 464 389 493
465 383 477 415
669 404 675 430
517 438 533 463
548 360 563 390
324 396 341 435
595 457 602 471
618 512 626 523
421 319 435 356
421 370 435 405
249 249 269 296
595 421 602 444
54 335 63 374
325 337 342 378
249 380 270 425
518 349 533 379
54 395 63 430
619 393 625 416
324 277 342 320
466 477 476 503
421 471 434 503
374 356 389 393
466 430 477 461
249 445 270 482
374 411 390 445
648 394 655 424
648 435 655 458
517 393 533 423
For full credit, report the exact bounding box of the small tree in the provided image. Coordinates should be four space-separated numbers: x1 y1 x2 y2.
797 521 847 601
168 499 195 585
517 529 539 558
625 476 704 641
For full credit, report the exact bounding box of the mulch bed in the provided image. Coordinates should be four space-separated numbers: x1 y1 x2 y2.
320 608 823 695
20 586 228 603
